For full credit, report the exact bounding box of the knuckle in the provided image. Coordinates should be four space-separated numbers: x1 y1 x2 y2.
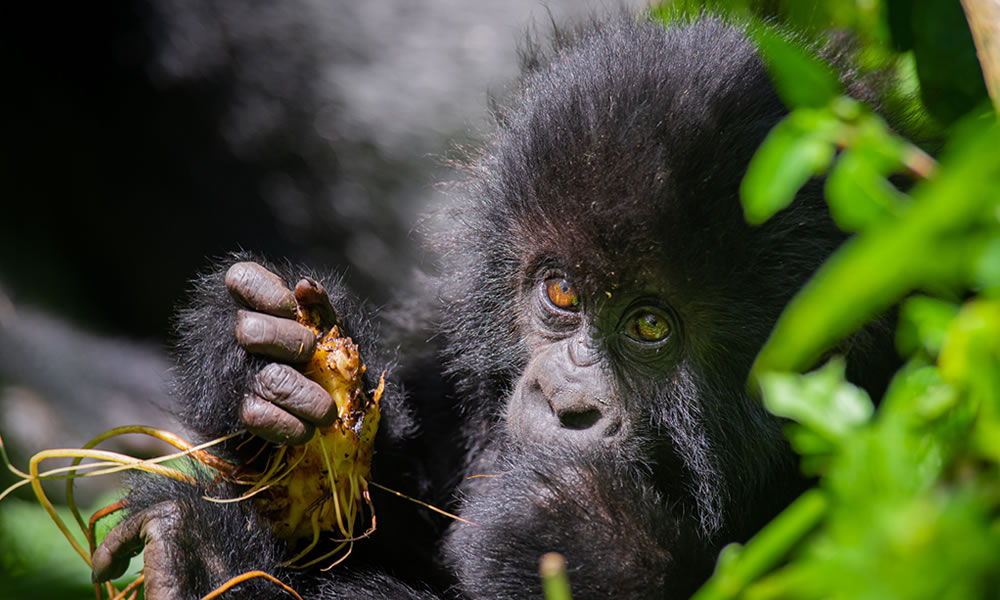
239 394 273 428
258 363 295 399
227 262 296 317
224 262 253 293
241 394 312 444
149 500 183 523
141 502 183 541
237 311 315 361
235 310 265 343
259 365 336 425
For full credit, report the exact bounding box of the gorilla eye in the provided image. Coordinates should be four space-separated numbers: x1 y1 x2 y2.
626 311 670 343
544 277 580 312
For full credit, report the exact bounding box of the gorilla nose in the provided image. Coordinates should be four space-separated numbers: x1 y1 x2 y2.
508 351 625 444
510 377 622 443
546 397 622 443
552 395 623 439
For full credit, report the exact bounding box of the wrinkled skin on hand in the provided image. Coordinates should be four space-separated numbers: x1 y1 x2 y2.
227 262 343 446
92 502 187 600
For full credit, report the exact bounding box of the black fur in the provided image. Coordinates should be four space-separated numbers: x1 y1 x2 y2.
118 15 897 600
121 476 288 597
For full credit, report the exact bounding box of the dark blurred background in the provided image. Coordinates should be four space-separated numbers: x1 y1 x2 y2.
0 0 646 460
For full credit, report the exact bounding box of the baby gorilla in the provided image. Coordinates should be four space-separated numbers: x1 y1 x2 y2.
92 14 895 600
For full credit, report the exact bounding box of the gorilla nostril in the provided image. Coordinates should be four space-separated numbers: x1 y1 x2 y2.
557 408 602 430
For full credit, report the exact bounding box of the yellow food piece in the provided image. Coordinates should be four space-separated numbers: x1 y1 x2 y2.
254 304 383 543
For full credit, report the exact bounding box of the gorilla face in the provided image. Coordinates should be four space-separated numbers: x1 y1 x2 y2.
507 268 682 447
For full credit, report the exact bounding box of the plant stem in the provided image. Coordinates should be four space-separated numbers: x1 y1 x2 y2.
540 552 573 600
691 489 828 600
962 0 1000 114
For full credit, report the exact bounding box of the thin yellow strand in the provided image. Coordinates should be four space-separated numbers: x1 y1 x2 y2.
281 507 323 567
199 570 303 600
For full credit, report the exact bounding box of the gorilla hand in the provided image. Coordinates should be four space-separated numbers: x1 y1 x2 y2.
91 501 186 600
91 477 291 600
225 261 340 445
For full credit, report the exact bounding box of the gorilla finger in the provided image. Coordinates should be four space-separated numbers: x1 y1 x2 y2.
236 310 316 362
241 393 316 445
257 363 338 427
92 501 182 584
294 277 340 326
225 261 297 318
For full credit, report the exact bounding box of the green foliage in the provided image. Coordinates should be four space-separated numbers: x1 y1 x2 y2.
888 0 991 124
0 493 141 599
687 0 1000 598
749 117 1000 377
760 360 873 469
740 107 840 225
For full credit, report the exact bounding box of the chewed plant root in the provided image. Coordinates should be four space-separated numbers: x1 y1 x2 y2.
231 301 385 569
0 304 384 599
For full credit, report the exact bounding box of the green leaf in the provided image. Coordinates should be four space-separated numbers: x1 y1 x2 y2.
0 494 142 598
751 26 842 108
650 0 754 25
825 150 902 231
896 296 960 357
938 300 1000 464
759 359 874 445
752 120 1000 377
741 108 841 225
784 424 837 457
692 490 828 600
824 113 911 232
878 363 960 427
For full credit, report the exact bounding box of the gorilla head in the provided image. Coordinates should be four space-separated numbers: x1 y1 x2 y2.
439 17 888 598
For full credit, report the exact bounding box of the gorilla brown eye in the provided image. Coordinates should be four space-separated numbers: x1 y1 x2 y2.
627 311 670 342
544 277 580 311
